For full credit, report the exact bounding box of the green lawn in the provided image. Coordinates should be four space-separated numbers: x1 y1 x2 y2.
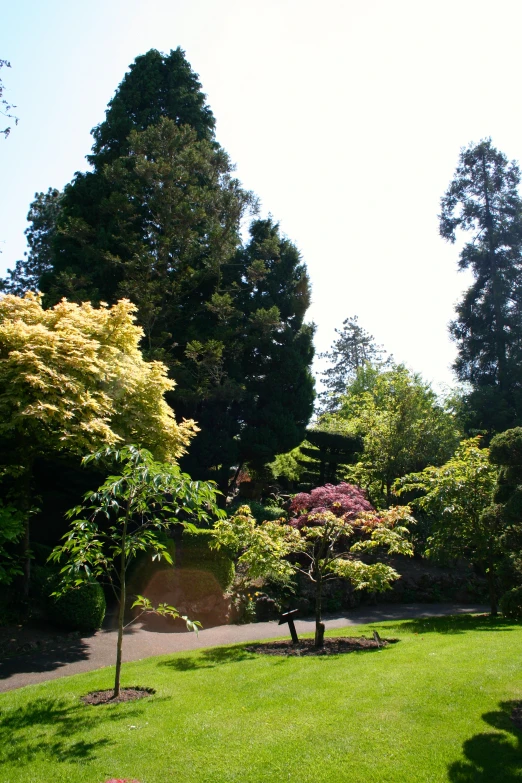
1 615 522 783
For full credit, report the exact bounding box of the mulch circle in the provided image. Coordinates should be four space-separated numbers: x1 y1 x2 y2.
246 636 399 656
81 686 155 706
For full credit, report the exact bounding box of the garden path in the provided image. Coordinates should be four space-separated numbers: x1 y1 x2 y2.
0 603 487 693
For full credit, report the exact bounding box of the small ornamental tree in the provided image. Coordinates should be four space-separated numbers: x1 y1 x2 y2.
396 438 498 612
50 445 224 699
213 483 413 647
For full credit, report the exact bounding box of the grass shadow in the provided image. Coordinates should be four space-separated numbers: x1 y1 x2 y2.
376 614 517 636
159 644 257 672
447 701 522 781
0 694 145 767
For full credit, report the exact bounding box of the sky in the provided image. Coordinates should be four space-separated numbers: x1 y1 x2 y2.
2 0 522 391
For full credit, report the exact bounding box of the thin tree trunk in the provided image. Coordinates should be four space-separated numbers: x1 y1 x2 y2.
487 549 498 617
20 463 34 597
482 152 507 391
314 578 325 648
23 521 31 597
114 502 130 698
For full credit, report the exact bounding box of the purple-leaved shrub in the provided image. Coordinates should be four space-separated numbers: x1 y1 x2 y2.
290 482 374 528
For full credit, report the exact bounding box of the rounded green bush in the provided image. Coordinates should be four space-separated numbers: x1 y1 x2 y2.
500 586 522 619
181 528 235 590
47 579 106 631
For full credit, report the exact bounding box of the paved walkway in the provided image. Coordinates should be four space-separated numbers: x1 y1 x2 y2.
0 603 487 692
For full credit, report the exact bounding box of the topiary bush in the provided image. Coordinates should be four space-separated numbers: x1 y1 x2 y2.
47 578 106 631
500 586 522 619
181 528 235 590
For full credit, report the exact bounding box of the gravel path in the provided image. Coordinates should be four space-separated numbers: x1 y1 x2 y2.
0 603 487 693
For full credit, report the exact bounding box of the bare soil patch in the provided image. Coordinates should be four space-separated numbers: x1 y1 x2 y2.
81 686 155 705
246 636 399 656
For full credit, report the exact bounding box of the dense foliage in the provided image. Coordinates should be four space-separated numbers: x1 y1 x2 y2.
47 578 106 631
397 438 499 611
322 364 460 506
295 428 362 487
480 427 522 612
214 483 413 646
289 482 374 526
440 139 522 434
181 528 235 591
318 315 390 412
2 49 315 493
0 294 196 592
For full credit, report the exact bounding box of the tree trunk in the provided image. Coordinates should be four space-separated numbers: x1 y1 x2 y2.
23 520 31 597
20 463 34 597
314 578 325 647
113 507 129 698
482 152 507 391
487 550 498 617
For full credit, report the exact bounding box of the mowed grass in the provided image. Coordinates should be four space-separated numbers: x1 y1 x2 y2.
1 615 522 783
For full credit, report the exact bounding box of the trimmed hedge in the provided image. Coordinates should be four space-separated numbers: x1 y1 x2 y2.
128 538 176 597
47 579 106 631
181 529 235 590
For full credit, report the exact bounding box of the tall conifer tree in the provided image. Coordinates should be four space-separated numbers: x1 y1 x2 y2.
2 49 315 491
440 139 522 433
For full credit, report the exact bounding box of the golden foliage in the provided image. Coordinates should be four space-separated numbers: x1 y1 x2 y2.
0 293 197 460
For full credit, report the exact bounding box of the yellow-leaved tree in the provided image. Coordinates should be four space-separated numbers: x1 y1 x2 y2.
0 293 197 589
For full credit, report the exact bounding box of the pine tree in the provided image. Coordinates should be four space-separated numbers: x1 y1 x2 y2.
319 316 389 412
440 139 522 434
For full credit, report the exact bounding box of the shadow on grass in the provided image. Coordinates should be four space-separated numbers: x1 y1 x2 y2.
0 694 145 767
448 701 522 781
377 614 518 636
159 645 258 671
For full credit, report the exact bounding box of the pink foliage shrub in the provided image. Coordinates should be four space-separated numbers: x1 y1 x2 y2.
289 482 374 528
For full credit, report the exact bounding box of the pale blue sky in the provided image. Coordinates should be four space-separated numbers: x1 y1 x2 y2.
2 0 522 389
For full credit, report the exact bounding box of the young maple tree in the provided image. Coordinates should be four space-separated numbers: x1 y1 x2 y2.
213 483 414 647
51 445 224 699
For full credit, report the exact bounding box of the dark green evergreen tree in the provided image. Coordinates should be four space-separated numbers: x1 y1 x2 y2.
440 139 522 434
2 50 315 494
89 47 215 166
1 188 62 295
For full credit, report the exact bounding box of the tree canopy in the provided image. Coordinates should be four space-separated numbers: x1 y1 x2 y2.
0 293 197 589
318 316 389 412
397 437 498 611
1 49 315 492
322 364 460 506
440 139 522 434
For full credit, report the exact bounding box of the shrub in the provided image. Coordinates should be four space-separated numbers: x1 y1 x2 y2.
228 499 285 524
47 578 106 631
127 537 176 597
290 482 374 528
500 586 522 619
182 528 235 590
